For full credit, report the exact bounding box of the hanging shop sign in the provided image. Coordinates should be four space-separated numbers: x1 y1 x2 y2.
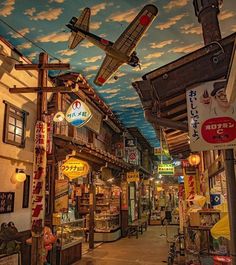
158 164 174 175
127 171 140 182
154 146 170 157
127 148 139 165
55 179 69 213
61 157 90 180
65 99 92 127
32 121 47 236
186 79 236 151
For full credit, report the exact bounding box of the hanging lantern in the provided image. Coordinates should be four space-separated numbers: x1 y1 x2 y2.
188 154 201 166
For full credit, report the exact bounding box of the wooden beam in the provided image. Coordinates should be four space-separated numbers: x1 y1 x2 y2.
9 86 76 93
15 63 70 70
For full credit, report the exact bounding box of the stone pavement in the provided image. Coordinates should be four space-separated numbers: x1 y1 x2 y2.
74 226 179 265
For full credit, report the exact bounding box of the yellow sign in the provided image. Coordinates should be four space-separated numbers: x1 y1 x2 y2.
127 171 139 183
61 157 90 180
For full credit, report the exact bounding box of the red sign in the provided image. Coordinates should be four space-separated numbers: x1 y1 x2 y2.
32 121 47 236
201 117 236 143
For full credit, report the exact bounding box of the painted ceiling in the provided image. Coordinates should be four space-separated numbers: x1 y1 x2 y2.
0 0 236 147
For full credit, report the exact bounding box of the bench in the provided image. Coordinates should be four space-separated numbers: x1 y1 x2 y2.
127 218 148 238
127 220 140 239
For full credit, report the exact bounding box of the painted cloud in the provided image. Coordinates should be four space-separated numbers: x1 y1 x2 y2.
0 0 15 17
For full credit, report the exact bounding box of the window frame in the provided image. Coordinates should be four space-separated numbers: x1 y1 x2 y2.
3 100 28 148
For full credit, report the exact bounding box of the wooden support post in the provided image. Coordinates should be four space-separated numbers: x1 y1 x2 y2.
89 172 95 249
11 52 70 265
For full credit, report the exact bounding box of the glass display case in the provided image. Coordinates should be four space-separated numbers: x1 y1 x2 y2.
54 219 84 250
94 213 120 232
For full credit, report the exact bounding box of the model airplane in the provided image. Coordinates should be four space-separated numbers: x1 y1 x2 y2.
66 4 158 86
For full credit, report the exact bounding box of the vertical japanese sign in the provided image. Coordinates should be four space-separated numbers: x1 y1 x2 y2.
32 121 47 235
46 114 53 154
121 182 128 210
186 79 236 151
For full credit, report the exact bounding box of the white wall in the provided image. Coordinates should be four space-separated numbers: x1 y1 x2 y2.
0 38 51 231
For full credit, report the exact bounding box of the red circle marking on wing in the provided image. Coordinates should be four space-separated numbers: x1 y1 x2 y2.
140 15 151 26
98 77 105 84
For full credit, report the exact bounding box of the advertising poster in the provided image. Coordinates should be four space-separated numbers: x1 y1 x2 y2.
186 79 236 151
32 121 47 235
55 179 69 213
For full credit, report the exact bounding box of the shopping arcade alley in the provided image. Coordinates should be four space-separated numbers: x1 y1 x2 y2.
76 226 178 265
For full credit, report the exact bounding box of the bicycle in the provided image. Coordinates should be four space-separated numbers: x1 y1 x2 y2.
166 229 185 265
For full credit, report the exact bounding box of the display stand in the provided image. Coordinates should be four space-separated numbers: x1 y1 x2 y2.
53 219 84 265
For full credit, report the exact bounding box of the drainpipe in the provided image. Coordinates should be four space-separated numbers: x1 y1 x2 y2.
193 0 222 45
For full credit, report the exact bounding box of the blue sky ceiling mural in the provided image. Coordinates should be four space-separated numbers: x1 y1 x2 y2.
0 0 236 147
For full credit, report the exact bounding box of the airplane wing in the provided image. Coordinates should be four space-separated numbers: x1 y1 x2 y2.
68 8 91 49
94 55 122 86
113 4 158 55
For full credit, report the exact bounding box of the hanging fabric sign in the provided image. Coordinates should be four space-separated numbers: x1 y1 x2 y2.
61 157 90 179
65 99 92 127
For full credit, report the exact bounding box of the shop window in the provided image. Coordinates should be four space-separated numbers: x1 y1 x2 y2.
3 101 28 148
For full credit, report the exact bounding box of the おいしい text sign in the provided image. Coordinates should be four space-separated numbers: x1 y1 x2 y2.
186 79 236 151
65 99 92 127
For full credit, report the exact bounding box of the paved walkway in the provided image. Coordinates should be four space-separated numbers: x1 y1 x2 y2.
75 226 179 265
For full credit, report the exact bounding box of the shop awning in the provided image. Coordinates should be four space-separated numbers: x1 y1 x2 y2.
133 33 236 158
53 134 133 170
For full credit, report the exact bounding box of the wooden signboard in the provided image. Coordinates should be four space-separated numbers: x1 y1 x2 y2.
0 192 15 214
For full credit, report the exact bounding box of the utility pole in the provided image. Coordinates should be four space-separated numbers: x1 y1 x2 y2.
10 52 70 265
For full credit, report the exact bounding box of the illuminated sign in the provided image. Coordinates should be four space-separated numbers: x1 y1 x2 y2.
158 164 174 175
65 99 92 127
127 171 139 182
61 157 90 180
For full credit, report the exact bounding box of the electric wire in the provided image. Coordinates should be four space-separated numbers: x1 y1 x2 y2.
0 18 62 62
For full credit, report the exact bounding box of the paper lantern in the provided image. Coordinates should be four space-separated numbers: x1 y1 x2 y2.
188 154 201 166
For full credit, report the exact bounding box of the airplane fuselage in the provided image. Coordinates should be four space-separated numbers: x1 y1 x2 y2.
67 24 131 63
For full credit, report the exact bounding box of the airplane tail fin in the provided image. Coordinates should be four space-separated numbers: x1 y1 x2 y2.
68 8 91 49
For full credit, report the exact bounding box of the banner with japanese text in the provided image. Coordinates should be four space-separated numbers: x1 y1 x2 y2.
186 79 236 151
32 121 47 235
